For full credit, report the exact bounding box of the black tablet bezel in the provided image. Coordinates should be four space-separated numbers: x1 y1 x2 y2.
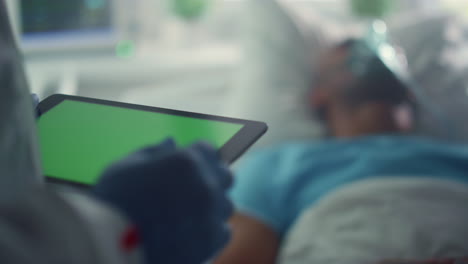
38 94 267 188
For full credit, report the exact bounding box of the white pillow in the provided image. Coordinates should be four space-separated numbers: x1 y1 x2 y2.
387 12 468 141
389 12 450 77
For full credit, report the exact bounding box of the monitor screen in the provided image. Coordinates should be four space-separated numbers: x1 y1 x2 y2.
37 100 244 185
21 0 112 39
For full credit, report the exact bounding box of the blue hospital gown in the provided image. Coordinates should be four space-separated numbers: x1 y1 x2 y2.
230 135 468 236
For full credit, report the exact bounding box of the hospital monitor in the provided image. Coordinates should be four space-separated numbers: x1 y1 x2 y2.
7 0 124 54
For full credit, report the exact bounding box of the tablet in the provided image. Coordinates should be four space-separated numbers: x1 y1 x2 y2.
37 94 267 187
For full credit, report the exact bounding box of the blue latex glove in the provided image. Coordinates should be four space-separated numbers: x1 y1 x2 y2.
93 139 233 264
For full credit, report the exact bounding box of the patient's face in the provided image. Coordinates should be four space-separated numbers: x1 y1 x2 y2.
310 46 355 112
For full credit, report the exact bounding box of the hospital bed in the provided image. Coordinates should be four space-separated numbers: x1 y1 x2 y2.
226 1 468 263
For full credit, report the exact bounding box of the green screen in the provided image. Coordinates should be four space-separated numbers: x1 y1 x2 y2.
38 100 243 185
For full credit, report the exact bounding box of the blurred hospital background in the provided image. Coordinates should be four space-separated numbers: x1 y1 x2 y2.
5 0 468 143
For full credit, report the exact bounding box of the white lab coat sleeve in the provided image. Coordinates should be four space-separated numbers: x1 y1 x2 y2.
0 187 143 264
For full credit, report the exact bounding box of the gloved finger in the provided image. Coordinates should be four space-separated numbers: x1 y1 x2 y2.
217 195 234 220
190 141 219 162
211 223 232 257
140 138 177 157
110 138 177 170
190 142 233 190
205 161 233 190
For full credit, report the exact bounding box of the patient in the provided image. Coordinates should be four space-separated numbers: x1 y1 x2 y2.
215 40 468 264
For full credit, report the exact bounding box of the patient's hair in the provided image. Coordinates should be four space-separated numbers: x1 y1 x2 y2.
335 38 415 110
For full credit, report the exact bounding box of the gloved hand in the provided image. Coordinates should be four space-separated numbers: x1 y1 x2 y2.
93 139 233 264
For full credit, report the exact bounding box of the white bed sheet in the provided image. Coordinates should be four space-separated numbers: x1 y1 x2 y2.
279 178 468 264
